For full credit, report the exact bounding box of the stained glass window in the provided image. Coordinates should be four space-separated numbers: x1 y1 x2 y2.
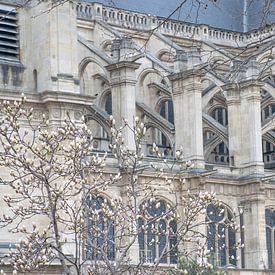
86 195 115 260
206 204 237 267
138 199 177 264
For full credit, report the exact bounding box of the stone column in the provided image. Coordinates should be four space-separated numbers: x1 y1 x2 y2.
224 61 264 175
106 38 140 150
168 49 204 168
225 90 242 167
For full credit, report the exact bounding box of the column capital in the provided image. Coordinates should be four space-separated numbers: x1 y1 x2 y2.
168 67 205 82
223 80 264 103
106 61 141 87
222 79 264 91
105 61 141 72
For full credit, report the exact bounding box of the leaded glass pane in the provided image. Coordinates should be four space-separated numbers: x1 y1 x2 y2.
228 226 236 266
158 219 167 263
160 102 165 118
207 222 216 253
168 100 174 124
147 222 156 262
207 204 224 222
218 223 226 266
169 220 177 264
147 200 166 217
105 93 112 115
266 227 272 269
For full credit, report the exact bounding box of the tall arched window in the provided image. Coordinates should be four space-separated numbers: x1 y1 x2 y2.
104 92 112 115
211 107 228 126
138 199 177 264
206 204 236 267
86 195 115 260
159 100 174 124
265 208 275 269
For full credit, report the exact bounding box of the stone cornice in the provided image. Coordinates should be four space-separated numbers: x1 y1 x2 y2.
40 91 95 105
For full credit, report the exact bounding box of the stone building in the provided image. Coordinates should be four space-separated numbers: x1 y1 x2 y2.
0 0 274 274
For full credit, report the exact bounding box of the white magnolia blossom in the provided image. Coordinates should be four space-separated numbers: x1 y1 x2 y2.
0 97 242 275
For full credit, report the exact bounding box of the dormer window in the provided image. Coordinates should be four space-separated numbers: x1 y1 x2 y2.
0 5 18 61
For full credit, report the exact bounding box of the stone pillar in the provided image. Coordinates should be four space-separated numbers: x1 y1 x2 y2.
106 38 140 150
168 49 204 168
242 193 268 269
225 90 242 167
224 60 264 175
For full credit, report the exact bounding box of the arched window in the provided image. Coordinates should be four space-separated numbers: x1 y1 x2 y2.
265 208 275 269
138 199 177 264
211 107 228 126
86 195 115 260
159 100 174 124
104 92 112 115
206 204 236 267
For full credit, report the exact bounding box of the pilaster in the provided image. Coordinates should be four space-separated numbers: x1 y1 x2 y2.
242 192 268 269
106 59 140 151
168 49 205 168
224 80 264 175
223 60 264 175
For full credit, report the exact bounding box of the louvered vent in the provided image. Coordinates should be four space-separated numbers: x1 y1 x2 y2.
0 5 18 61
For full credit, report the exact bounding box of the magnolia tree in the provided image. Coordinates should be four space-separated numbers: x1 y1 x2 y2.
0 96 242 275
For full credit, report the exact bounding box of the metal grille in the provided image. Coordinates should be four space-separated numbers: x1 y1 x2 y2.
0 5 18 60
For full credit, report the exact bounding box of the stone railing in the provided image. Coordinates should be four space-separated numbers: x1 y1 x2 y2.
76 2 275 47
208 152 229 165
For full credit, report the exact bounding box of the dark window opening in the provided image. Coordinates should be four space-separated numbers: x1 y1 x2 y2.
0 7 18 60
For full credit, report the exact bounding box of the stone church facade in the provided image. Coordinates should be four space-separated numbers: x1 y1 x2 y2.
0 0 274 274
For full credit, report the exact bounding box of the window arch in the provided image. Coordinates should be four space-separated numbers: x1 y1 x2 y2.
206 204 236 267
138 199 177 264
159 99 174 124
86 195 115 260
265 208 275 269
